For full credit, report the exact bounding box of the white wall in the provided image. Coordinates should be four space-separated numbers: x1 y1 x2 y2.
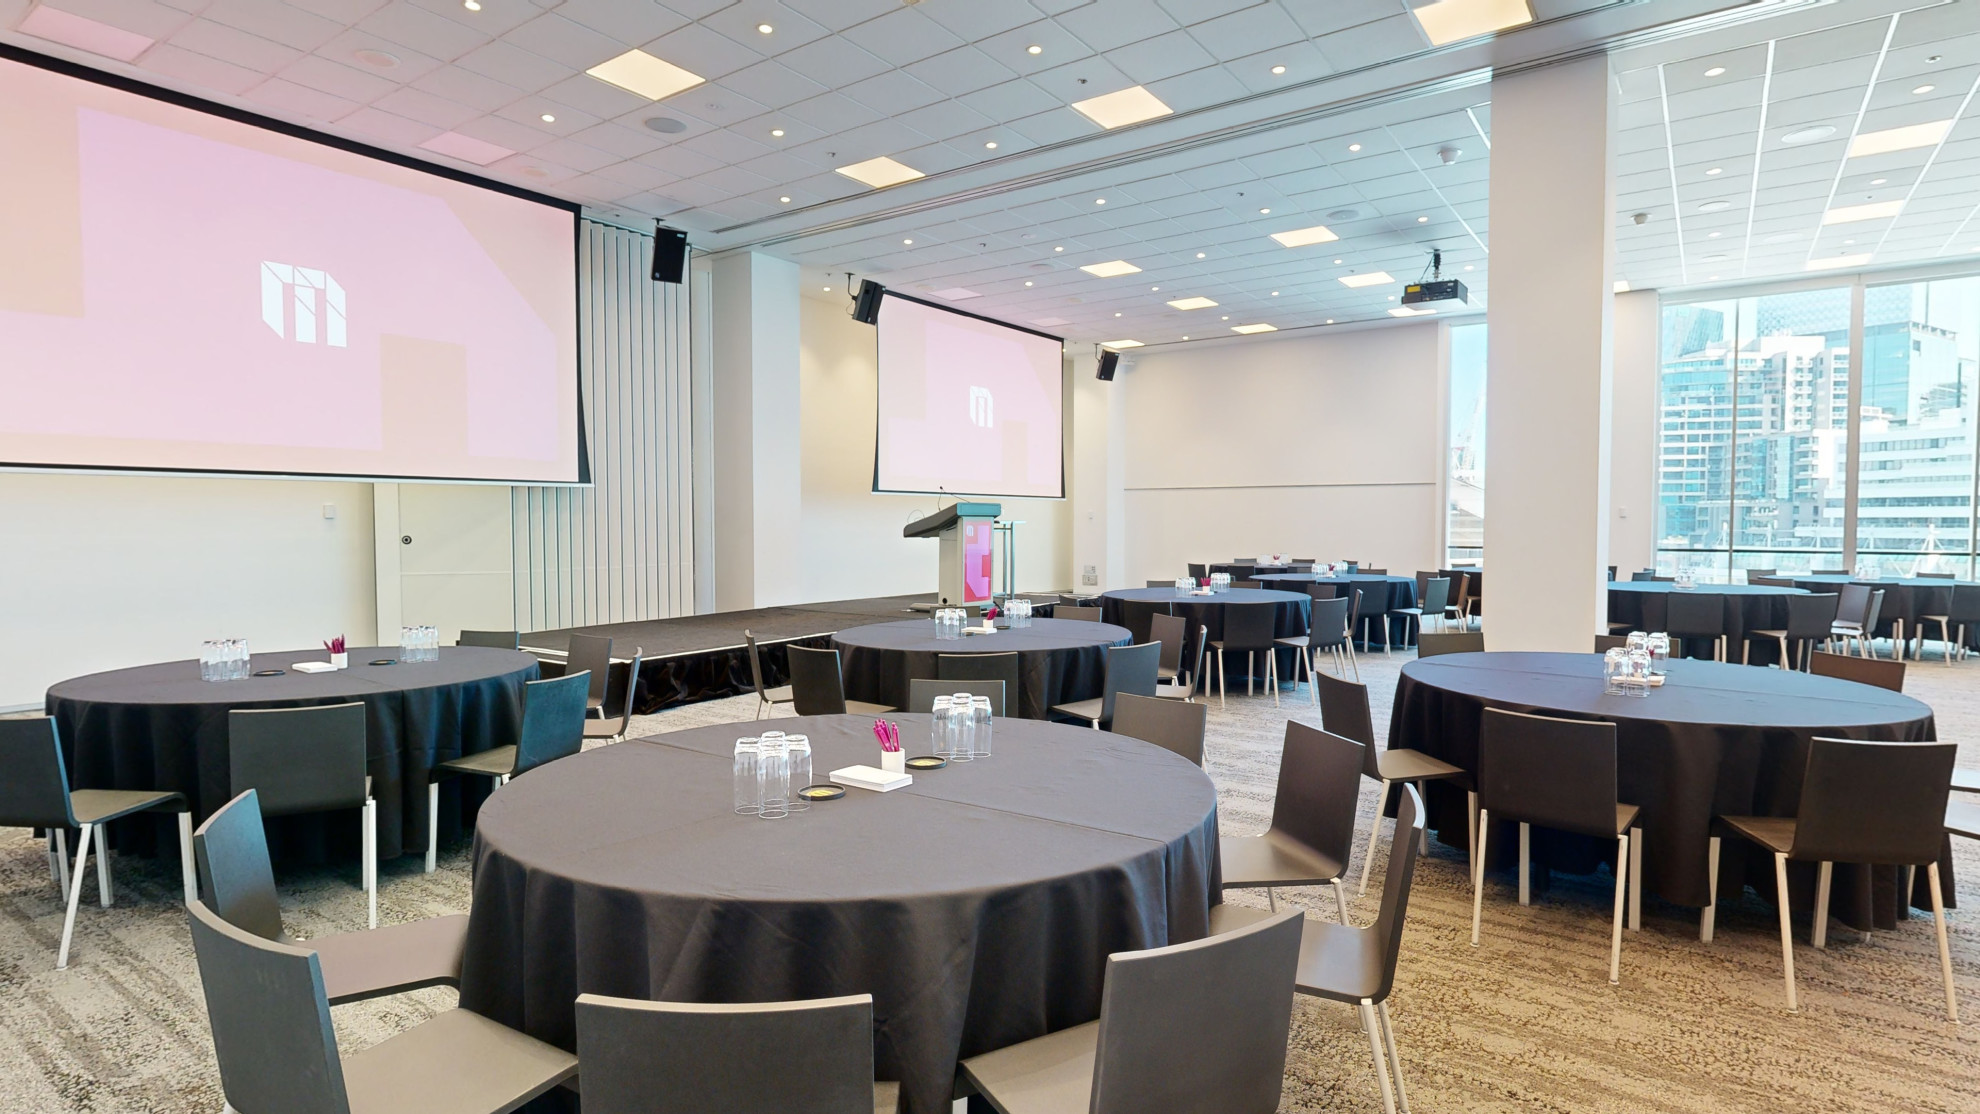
1071 350 1125 592
798 295 1071 600
711 251 803 610
1115 322 1448 585
1609 290 1661 575
0 472 376 709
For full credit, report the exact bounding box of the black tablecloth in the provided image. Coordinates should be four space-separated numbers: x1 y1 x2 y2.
1607 582 1807 663
1789 575 1980 648
1250 574 1419 648
45 647 536 861
834 619 1129 719
1099 588 1310 683
1390 652 1945 931
459 714 1220 1114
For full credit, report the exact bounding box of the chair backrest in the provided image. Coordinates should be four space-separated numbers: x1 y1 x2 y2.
1417 631 1485 657
592 649 645 735
0 717 78 830
1302 582 1341 601
1915 570 1956 579
1594 634 1630 652
1791 737 1957 865
1350 586 1383 626
1182 625 1209 688
1812 568 1848 575
1637 590 1670 632
1786 592 1840 638
1807 650 1906 692
1312 670 1375 755
574 993 877 1114
1308 596 1351 649
1268 722 1365 868
515 670 592 774
1419 577 1450 615
1865 588 1886 632
1631 570 1656 582
1231 579 1263 589
1110 693 1206 765
457 629 520 649
1226 565 1256 581
1218 601 1278 651
906 678 1006 717
1100 642 1163 722
1368 784 1427 1003
228 703 367 817
1086 910 1303 1114
938 652 1021 701
185 899 348 1114
1752 575 1796 589
1187 563 1208 580
194 789 284 942
1477 708 1619 837
786 646 851 716
745 630 772 700
1744 568 1778 582
1665 591 1725 636
1448 571 1472 611
1149 613 1187 676
1118 598 1172 644
1948 582 1980 622
566 632 615 709
1835 582 1872 626
1057 605 1103 622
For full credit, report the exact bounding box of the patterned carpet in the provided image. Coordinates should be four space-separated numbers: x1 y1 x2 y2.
2 642 1976 1112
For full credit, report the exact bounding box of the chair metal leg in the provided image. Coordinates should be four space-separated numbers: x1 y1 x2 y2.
1628 826 1643 931
52 829 69 896
94 822 113 909
1347 639 1360 682
1702 836 1720 943
57 822 93 970
1268 649 1279 707
1217 650 1226 708
1773 852 1799 1013
1466 790 1479 883
1358 779 1390 896
1609 833 1628 985
178 812 197 905
1247 650 1255 697
1470 809 1489 947
1518 822 1531 906
364 798 378 930
1415 781 1429 855
1360 1000 1399 1114
1332 877 1351 926
426 781 440 874
1812 861 1832 949
1377 1000 1411 1114
1305 648 1318 705
1927 863 1959 1023
1266 887 1277 913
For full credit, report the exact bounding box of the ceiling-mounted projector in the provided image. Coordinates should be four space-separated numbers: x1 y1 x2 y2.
1402 248 1467 308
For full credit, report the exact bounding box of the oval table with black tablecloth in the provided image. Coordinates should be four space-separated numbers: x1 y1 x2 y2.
1789 575 1980 652
1099 587 1310 687
45 647 536 861
1607 582 1807 663
1251 573 1420 648
458 714 1220 1114
834 618 1129 720
1389 652 1946 931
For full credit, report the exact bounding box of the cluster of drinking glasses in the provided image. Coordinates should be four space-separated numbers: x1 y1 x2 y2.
1672 568 1699 591
932 694 993 761
1173 576 1195 596
400 625 440 662
733 730 812 820
1001 597 1034 626
200 639 251 681
933 608 972 639
1604 631 1670 696
1207 572 1233 592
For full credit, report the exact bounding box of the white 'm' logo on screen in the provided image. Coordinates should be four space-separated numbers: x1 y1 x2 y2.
261 262 346 347
969 386 994 428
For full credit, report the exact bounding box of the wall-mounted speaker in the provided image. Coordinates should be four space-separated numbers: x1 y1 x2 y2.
1096 350 1120 381
650 224 688 283
852 279 885 325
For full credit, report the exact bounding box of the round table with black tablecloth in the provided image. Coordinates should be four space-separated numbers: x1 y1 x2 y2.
45 647 537 862
1099 587 1310 687
458 714 1220 1114
1789 575 1980 652
1389 652 1946 931
1251 573 1419 649
1607 582 1807 663
834 618 1129 720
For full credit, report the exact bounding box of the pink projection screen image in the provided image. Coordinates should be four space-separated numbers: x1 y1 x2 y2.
874 294 1064 499
0 53 582 484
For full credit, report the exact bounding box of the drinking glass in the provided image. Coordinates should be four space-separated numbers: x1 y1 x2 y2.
931 696 952 757
1647 633 1670 676
952 692 976 761
733 737 761 814
972 695 992 758
1624 648 1653 696
786 734 811 810
1603 648 1629 695
757 735 789 819
1626 631 1648 654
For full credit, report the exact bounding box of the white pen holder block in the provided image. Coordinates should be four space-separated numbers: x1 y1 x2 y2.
330 652 348 669
880 750 905 775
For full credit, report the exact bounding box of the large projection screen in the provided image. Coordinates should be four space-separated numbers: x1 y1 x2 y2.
0 50 582 484
874 293 1064 498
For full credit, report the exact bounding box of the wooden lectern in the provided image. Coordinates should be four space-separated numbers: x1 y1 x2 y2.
904 502 1001 607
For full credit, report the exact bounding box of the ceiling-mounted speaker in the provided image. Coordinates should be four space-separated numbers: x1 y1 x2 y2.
1096 349 1120 381
852 279 885 325
650 224 688 283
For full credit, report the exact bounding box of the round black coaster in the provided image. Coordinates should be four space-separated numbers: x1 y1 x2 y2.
368 659 398 666
905 755 948 770
252 669 286 677
796 784 846 801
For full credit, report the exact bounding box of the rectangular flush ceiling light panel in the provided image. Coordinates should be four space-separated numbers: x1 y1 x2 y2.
1848 120 1953 158
1410 0 1535 47
1070 85 1174 129
586 50 705 101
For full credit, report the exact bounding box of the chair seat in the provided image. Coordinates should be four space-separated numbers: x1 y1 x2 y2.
343 1007 578 1114
309 914 469 1005
762 685 794 703
847 701 896 716
1049 697 1104 723
1719 814 1795 855
434 746 517 780
1154 681 1192 701
582 719 627 740
1831 622 1865 634
69 788 186 825
1208 641 1274 654
1221 831 1345 889
1954 768 1980 794
1375 748 1469 786
1748 628 1787 638
1207 905 1384 1002
958 1020 1098 1114
1273 635 1309 648
1158 665 1180 681
872 1082 900 1114
1948 799 1980 841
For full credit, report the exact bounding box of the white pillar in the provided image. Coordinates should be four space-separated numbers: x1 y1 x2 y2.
710 251 802 610
1484 55 1617 651
1609 291 1662 577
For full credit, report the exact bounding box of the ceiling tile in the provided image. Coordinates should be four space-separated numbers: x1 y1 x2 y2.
372 84 479 128
902 44 1019 97
141 40 266 95
841 68 946 116
644 21 768 81
500 14 623 71
1053 0 1180 54
720 59 830 109
355 1 488 61
550 0 691 46
837 6 963 67
280 54 400 102
168 17 303 72
339 103 442 145
200 0 345 53
246 74 363 120
777 31 891 86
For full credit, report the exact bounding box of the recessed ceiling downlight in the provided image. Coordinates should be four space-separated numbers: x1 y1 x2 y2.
354 48 399 69
1698 200 1733 212
1780 124 1837 146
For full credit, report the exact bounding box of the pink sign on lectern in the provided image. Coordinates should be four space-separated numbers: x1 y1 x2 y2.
963 521 994 603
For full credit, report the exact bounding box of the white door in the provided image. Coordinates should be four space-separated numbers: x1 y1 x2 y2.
393 483 516 645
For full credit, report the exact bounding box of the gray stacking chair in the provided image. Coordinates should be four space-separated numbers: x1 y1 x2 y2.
583 649 645 743
1187 562 1209 581
1594 634 1631 652
229 702 376 929
1416 631 1484 657
1471 709 1641 985
0 717 193 969
1050 641 1161 729
1954 767 1980 795
1910 582 1972 664
746 630 794 719
1808 649 1906 692
185 899 577 1114
425 671 589 873
1056 605 1103 622
575 993 897 1114
197 789 466 1005
906 677 1007 718
1743 592 1838 669
1705 738 1958 1020
1947 583 1980 661
1827 582 1876 657
1315 672 1472 896
1665 590 1728 661
939 652 1022 712
1109 692 1207 765
1213 785 1428 1114
1222 722 1363 923
1293 594 1357 683
1210 601 1283 706
456 630 521 649
1351 585 1393 654
1395 576 1450 642
959 909 1303 1114
565 631 615 717
1156 623 1207 702
1149 612 1187 683
1117 598 1172 644
787 646 895 716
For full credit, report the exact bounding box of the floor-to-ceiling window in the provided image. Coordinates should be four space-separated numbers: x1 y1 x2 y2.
1447 321 1486 564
